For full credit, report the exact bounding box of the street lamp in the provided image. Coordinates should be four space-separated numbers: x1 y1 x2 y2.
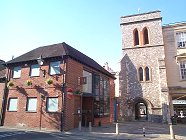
37 55 46 77
37 55 44 66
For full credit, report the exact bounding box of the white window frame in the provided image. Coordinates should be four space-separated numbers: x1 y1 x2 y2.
180 61 186 80
46 97 58 112
13 66 21 78
50 61 61 75
26 97 37 112
30 64 40 77
8 98 18 111
176 32 186 48
82 70 92 93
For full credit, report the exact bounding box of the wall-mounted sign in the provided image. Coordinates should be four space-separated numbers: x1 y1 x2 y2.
173 100 186 105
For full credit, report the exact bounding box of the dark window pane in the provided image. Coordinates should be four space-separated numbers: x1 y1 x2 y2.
145 67 150 81
143 28 149 45
134 29 139 46
139 67 143 81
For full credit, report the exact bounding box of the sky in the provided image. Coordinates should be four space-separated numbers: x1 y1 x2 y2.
0 0 186 71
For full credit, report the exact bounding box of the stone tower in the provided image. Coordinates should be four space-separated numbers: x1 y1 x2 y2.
119 11 170 123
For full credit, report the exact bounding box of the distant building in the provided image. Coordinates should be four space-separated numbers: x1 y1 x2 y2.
3 42 115 131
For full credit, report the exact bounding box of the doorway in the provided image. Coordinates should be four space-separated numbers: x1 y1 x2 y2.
135 102 148 120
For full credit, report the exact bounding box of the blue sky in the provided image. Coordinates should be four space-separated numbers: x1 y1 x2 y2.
0 0 185 71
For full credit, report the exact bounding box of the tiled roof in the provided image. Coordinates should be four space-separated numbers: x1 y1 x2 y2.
6 42 115 78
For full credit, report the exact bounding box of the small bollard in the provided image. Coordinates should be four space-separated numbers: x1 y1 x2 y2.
116 123 119 135
169 123 175 139
143 127 145 137
89 122 92 132
78 121 81 131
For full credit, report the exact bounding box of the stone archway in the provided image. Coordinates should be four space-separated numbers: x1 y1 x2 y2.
133 97 152 121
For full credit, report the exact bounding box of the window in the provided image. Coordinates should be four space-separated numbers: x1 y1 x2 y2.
13 66 21 78
139 67 143 81
176 32 186 48
94 75 100 97
180 61 186 80
8 98 18 111
46 97 58 112
93 75 110 118
143 27 149 45
145 67 150 81
134 29 139 46
30 64 40 77
82 70 92 93
26 98 37 112
50 61 60 75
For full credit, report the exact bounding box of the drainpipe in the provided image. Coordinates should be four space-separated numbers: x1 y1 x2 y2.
61 55 66 132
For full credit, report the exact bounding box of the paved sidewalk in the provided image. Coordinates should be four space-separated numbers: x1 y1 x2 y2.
66 121 186 140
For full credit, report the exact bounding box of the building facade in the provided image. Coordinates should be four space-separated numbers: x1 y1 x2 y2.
119 11 170 123
163 23 186 122
3 42 115 131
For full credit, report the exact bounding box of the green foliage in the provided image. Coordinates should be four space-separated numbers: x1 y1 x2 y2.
46 78 53 85
73 90 81 95
7 81 14 88
26 80 32 86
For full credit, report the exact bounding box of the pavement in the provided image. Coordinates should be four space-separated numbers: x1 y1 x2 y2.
64 121 186 140
0 121 186 139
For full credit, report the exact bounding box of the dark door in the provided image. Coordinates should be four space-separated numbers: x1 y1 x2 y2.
82 97 93 126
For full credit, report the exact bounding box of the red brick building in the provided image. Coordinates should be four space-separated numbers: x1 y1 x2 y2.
3 42 115 131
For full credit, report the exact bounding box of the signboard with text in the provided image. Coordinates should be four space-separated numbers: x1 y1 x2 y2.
173 100 186 105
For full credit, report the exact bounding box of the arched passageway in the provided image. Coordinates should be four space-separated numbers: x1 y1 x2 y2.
134 98 149 120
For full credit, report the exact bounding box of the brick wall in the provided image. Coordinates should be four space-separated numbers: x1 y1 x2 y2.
4 57 115 131
4 60 63 131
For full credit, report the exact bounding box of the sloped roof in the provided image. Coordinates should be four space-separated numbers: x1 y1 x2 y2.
6 42 115 78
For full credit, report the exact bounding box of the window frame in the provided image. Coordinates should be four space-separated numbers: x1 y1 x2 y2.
8 98 18 112
138 66 151 82
13 66 21 79
179 61 186 80
176 32 186 48
49 61 61 75
138 67 144 81
82 70 92 93
26 97 37 112
30 64 40 77
145 66 150 81
93 75 110 118
143 27 149 45
46 97 59 112
133 28 140 46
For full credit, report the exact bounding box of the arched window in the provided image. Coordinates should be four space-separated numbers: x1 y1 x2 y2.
134 29 139 46
139 67 143 81
145 66 150 81
143 27 149 45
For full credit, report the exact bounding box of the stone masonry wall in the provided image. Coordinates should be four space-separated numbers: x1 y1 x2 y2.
119 11 169 123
